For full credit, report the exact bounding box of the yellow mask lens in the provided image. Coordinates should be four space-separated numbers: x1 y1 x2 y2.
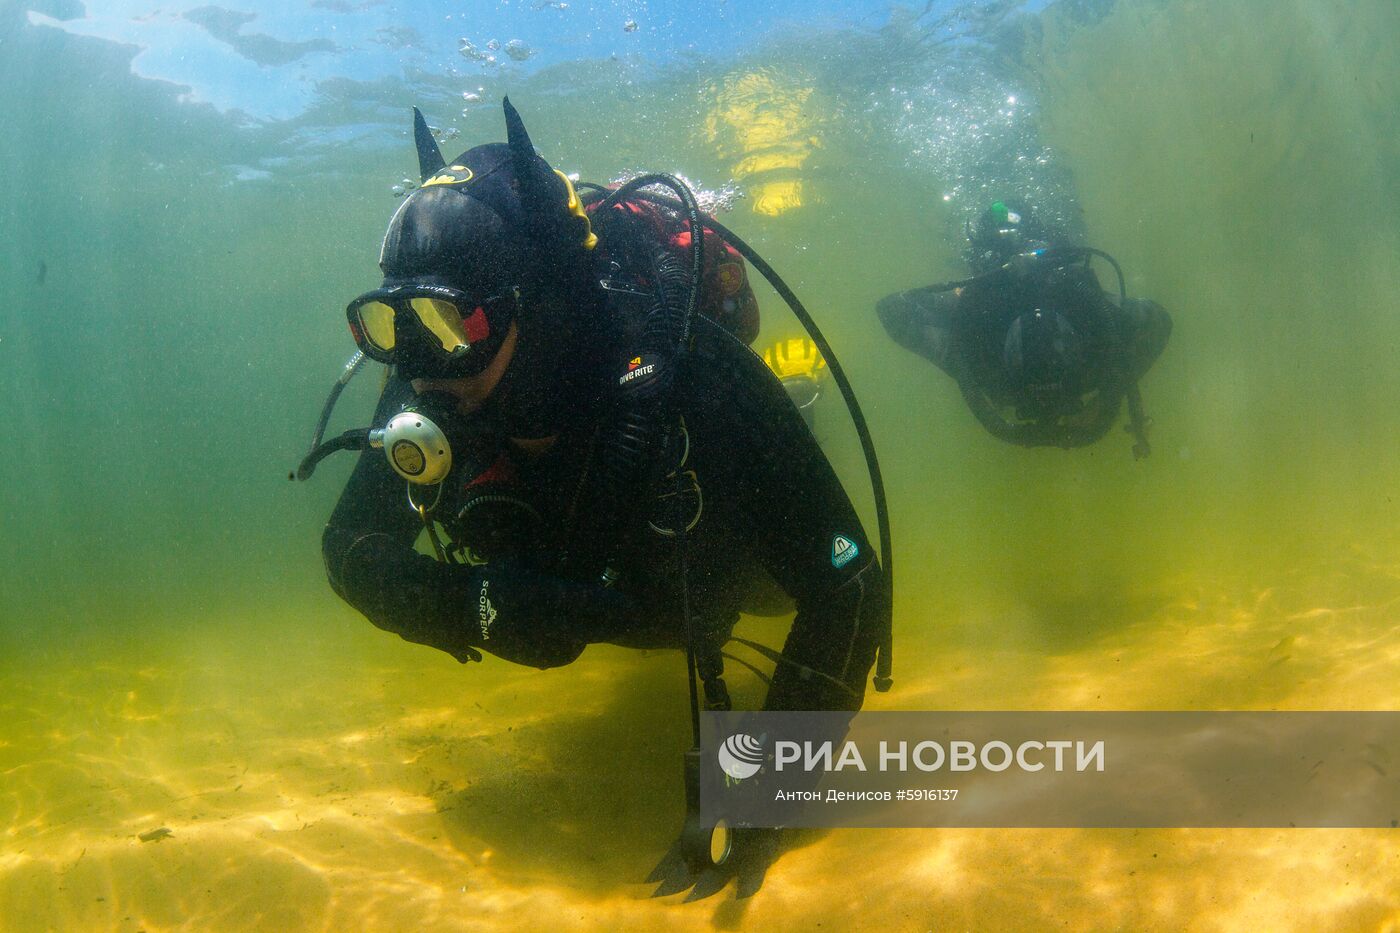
356 300 397 351
409 297 471 353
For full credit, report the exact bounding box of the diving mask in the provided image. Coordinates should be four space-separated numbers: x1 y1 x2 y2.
346 284 519 372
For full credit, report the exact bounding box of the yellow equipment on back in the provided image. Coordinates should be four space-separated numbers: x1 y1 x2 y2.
762 337 827 382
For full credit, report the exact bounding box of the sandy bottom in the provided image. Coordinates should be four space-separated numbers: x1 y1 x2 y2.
4 545 1400 932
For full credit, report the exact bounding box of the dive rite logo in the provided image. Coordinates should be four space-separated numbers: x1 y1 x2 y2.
616 358 652 381
619 356 656 385
718 733 765 780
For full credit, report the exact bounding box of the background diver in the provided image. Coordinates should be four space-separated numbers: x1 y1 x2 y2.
303 99 891 899
876 199 1172 457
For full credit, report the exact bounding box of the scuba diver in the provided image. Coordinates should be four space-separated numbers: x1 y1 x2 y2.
300 99 891 899
876 200 1172 457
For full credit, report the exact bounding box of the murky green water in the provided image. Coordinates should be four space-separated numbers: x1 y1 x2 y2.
3 0 1400 929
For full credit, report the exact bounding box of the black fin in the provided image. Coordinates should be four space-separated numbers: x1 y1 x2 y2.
412 106 446 181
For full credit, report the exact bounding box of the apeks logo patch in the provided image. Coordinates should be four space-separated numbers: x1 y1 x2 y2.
478 580 498 641
831 535 859 568
618 354 658 386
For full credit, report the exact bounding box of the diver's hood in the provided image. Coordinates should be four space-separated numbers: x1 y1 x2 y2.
378 99 601 434
379 183 524 294
380 99 594 293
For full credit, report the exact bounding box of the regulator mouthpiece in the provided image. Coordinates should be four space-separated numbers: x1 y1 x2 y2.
370 410 453 484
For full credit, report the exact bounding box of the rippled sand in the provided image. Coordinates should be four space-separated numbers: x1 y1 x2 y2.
4 546 1400 932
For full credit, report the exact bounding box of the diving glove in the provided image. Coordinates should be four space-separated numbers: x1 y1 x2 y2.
463 560 644 668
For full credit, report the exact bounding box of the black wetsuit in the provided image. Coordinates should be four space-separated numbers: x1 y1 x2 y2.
322 311 885 713
877 265 1171 447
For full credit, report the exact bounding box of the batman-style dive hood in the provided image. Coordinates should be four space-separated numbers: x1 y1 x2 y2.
380 99 596 294
376 98 601 434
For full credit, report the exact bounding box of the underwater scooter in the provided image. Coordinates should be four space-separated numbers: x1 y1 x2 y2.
921 243 1153 458
293 171 895 879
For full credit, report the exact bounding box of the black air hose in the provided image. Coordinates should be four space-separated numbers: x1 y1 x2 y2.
560 181 705 578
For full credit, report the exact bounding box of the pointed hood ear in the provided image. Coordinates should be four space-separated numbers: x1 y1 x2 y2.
502 96 536 185
502 96 552 221
500 97 597 254
413 106 447 181
501 95 548 224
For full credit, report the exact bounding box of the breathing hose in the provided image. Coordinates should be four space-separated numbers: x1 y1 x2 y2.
582 185 895 692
